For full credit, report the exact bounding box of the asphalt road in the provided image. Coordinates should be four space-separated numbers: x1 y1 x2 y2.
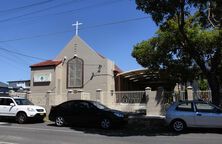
0 121 222 144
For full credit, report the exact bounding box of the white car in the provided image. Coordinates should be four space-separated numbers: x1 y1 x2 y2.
0 96 46 123
165 100 222 132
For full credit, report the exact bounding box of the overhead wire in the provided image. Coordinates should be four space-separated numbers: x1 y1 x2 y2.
0 0 143 79
0 0 82 23
15 0 126 22
0 16 149 43
0 0 55 14
0 46 47 61
0 0 148 63
0 53 30 71
0 43 41 65
81 16 149 30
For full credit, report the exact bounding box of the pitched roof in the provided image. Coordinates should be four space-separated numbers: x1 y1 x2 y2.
114 65 123 73
30 60 62 68
0 82 8 88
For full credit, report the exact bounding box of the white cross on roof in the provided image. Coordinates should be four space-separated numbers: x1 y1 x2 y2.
72 21 82 36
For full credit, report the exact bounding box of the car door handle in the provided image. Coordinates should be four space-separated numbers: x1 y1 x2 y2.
196 113 202 116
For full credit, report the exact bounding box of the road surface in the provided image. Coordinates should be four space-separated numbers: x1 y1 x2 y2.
0 121 222 144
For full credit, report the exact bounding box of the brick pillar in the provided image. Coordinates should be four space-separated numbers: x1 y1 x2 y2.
187 86 193 100
26 91 31 101
145 87 151 116
146 87 164 116
96 89 102 102
78 90 84 100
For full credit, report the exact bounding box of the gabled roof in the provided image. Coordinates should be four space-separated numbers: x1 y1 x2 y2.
0 82 8 88
30 60 62 68
114 65 123 73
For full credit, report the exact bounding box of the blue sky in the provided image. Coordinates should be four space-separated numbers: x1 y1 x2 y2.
0 0 157 83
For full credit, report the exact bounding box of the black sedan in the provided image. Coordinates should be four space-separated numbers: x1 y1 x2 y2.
49 100 128 129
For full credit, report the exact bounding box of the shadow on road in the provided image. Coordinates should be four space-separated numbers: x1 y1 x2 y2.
0 117 45 125
48 117 222 137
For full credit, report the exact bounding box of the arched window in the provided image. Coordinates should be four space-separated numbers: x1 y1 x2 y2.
67 57 84 88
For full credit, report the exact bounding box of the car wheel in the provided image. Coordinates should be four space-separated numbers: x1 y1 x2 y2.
100 118 112 129
55 116 65 127
16 112 27 124
171 119 186 132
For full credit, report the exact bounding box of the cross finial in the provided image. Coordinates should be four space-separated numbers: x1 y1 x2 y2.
72 21 82 36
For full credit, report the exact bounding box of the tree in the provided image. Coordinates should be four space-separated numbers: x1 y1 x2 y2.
198 79 209 91
134 0 222 105
132 18 201 90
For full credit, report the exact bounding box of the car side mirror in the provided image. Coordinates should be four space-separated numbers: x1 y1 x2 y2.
10 103 15 106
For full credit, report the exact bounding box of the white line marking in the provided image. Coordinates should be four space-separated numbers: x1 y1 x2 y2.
0 125 83 134
0 142 18 144
0 122 9 125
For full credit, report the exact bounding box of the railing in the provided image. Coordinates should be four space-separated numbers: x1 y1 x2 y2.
193 90 212 102
114 91 147 104
163 91 175 104
174 91 186 101
102 91 147 104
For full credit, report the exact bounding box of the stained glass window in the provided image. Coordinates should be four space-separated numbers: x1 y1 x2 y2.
67 57 83 88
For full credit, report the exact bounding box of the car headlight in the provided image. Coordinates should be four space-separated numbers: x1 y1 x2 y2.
27 107 35 112
114 112 124 118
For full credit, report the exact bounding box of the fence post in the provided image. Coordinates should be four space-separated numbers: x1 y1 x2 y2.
67 89 73 101
187 86 193 100
46 90 51 107
96 89 102 102
78 90 84 100
26 91 31 101
45 90 51 113
145 87 151 116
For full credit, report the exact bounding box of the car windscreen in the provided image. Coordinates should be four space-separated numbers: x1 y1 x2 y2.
92 101 108 110
14 98 34 105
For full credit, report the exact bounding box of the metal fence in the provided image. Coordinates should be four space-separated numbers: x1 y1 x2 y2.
174 91 186 101
114 91 147 103
193 90 212 102
164 90 212 102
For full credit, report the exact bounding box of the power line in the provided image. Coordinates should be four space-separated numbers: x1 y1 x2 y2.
16 0 125 22
0 30 73 43
0 0 55 14
0 46 46 61
0 50 31 66
81 16 149 30
0 16 149 43
0 53 29 71
0 0 81 23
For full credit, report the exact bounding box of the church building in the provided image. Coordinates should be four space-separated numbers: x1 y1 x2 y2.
30 34 122 106
29 22 167 113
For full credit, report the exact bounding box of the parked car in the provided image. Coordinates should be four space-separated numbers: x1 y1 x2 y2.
0 96 46 123
165 100 222 132
49 100 128 129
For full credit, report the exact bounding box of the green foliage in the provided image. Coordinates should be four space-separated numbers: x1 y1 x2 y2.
134 0 222 105
198 79 209 90
132 18 210 86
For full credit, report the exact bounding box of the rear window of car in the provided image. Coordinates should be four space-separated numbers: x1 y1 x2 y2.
176 102 193 112
0 98 14 106
195 103 215 113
